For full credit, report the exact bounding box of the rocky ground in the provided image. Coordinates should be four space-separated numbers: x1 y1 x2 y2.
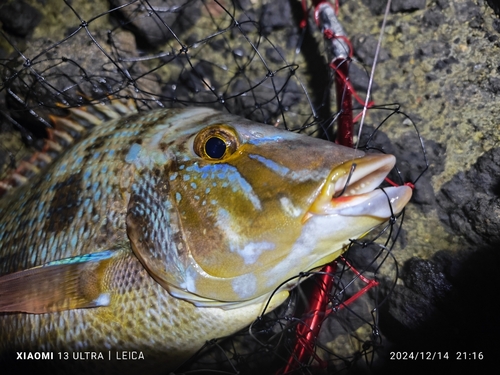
0 0 498 374
341 2 500 373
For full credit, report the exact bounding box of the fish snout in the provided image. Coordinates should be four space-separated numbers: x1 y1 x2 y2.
308 153 412 220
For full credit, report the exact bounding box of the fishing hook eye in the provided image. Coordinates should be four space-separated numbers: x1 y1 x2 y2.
193 124 240 160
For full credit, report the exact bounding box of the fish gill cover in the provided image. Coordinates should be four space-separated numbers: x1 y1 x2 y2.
1 0 495 375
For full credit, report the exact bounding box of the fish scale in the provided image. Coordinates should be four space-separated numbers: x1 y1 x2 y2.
0 104 412 373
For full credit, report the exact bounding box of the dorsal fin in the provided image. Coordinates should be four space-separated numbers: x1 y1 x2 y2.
0 96 138 198
0 250 118 314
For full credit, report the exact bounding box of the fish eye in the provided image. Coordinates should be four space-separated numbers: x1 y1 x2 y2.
205 137 226 159
194 125 239 160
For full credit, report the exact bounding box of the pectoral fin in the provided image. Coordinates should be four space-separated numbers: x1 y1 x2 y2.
0 250 117 314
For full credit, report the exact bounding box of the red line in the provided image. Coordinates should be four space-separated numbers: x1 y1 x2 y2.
332 58 353 147
280 263 337 374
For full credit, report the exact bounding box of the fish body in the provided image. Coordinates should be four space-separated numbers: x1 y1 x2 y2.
0 106 411 373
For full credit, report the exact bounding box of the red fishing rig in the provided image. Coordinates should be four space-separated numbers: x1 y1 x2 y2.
280 1 417 373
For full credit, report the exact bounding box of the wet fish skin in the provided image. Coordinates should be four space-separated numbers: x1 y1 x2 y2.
0 106 411 373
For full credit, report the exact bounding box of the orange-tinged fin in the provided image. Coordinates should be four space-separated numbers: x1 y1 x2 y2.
0 250 117 314
0 96 138 199
67 107 106 127
93 102 123 120
48 115 86 137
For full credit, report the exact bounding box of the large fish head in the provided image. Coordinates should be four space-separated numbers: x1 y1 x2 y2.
126 108 412 308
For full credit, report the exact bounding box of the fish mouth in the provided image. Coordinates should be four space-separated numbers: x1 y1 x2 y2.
307 153 412 220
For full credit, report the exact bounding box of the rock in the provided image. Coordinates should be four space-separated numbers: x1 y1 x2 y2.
378 246 498 374
230 74 303 123
487 0 500 16
260 0 293 35
391 0 427 13
0 31 161 128
109 0 201 47
361 0 389 15
423 7 445 27
0 0 41 37
438 147 500 246
402 257 452 300
352 34 390 66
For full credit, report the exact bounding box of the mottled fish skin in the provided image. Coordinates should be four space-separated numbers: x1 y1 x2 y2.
0 106 411 373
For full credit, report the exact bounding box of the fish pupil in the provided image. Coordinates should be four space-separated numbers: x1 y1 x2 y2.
205 137 226 159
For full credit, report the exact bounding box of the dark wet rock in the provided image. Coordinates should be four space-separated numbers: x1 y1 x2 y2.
378 247 498 374
348 62 379 94
0 45 8 60
436 0 450 9
469 15 485 29
260 0 294 35
456 0 482 23
416 40 451 58
362 0 426 15
489 76 500 93
384 284 438 331
393 133 444 212
109 0 201 47
344 242 390 273
402 258 452 301
233 0 253 11
423 7 445 27
487 0 500 17
438 147 500 246
265 46 286 64
425 73 437 81
487 32 499 42
180 61 219 93
0 1 42 37
161 81 193 104
433 56 459 71
230 74 303 123
357 126 393 160
352 34 390 66
234 12 260 36
391 0 426 13
361 0 389 15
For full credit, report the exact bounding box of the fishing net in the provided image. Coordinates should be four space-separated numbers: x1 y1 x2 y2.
0 0 428 374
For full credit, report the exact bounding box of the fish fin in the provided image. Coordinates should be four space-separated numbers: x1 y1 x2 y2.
0 96 138 199
0 250 117 314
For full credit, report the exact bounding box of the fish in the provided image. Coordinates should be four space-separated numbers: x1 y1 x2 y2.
0 104 412 374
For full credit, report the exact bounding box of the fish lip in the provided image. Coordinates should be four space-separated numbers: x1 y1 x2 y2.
307 153 412 219
329 185 413 218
